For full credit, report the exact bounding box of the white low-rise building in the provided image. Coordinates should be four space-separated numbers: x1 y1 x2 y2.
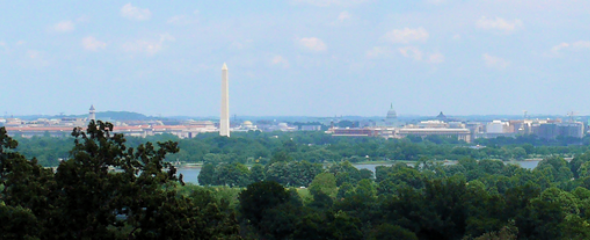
486 120 510 134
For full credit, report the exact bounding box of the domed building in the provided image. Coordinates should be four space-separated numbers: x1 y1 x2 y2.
385 103 398 127
243 120 254 129
237 120 258 131
436 111 448 122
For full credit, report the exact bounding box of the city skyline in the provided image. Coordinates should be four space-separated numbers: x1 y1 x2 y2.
1 1 590 116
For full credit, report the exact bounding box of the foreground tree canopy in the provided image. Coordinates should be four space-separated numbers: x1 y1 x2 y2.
5 121 590 239
0 121 240 240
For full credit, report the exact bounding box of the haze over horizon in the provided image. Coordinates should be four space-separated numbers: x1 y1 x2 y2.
1 1 589 117
8 110 579 120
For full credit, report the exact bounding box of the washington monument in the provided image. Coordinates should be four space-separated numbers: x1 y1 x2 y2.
220 63 230 137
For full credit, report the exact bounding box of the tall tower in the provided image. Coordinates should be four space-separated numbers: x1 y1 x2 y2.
219 63 230 137
89 105 96 122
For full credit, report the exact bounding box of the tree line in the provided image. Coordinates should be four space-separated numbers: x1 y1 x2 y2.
197 151 374 189
13 129 590 167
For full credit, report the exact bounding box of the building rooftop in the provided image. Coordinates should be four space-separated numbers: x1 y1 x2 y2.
400 128 470 132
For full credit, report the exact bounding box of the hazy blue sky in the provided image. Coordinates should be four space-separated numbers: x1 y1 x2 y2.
1 0 590 117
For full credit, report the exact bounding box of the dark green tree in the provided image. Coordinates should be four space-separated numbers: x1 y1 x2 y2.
570 152 590 179
337 182 355 199
309 172 337 197
51 121 240 239
269 151 293 164
0 204 42 240
198 163 216 186
2 122 242 240
309 190 333 211
258 202 302 240
328 211 364 240
0 127 55 240
515 196 565 240
250 164 265 183
216 162 251 187
360 168 374 180
370 224 418 240
292 213 332 240
239 181 290 229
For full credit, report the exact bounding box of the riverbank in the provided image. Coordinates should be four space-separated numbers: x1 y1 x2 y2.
176 159 544 184
45 158 549 171
171 158 552 169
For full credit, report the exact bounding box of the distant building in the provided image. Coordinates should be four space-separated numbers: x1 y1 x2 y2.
242 121 257 130
374 104 403 128
5 116 218 139
385 103 398 127
436 111 448 122
6 126 72 138
398 118 472 142
6 118 23 127
510 120 533 135
332 128 377 137
465 122 485 141
536 122 584 139
186 120 216 129
112 125 151 138
59 117 86 127
558 122 584 138
277 123 297 131
536 123 559 139
88 105 96 122
417 120 448 129
486 120 510 134
398 128 472 143
233 121 259 132
477 120 516 138
299 125 322 131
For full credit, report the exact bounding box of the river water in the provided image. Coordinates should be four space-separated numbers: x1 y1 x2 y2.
177 160 541 185
355 160 541 173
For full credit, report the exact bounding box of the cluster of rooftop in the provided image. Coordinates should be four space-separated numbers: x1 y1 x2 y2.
329 108 585 143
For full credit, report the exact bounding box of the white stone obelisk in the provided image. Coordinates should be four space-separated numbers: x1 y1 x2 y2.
219 63 230 137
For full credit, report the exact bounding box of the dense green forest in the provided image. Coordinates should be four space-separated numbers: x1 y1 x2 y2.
14 129 590 166
5 121 590 239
